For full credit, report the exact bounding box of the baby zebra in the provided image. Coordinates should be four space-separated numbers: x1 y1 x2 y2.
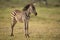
11 3 37 38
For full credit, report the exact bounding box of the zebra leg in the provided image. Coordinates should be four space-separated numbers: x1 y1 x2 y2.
11 17 17 36
26 21 30 38
24 20 29 38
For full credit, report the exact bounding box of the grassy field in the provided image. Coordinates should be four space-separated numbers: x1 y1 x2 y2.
0 7 60 40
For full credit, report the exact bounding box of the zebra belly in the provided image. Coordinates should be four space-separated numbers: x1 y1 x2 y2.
15 15 25 23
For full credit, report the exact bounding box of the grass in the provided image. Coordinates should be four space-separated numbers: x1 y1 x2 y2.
0 7 60 40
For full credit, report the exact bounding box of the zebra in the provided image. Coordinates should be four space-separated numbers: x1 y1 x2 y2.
11 3 37 38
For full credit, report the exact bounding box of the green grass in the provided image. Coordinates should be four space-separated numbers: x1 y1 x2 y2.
0 7 60 40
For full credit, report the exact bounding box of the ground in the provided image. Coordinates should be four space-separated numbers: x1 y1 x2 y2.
0 7 60 40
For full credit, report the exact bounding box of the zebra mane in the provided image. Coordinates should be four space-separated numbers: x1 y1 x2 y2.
23 4 30 11
23 3 35 11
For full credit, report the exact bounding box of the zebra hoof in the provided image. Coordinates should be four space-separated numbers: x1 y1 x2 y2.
10 34 14 36
25 34 30 38
27 34 30 38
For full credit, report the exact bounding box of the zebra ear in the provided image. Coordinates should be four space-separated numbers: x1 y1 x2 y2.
30 1 36 6
33 3 36 6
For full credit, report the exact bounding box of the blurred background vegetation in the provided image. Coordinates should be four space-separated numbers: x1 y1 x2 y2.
0 0 60 8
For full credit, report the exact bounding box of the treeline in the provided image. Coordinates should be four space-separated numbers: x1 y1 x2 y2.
34 0 60 7
0 0 60 8
0 0 31 8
